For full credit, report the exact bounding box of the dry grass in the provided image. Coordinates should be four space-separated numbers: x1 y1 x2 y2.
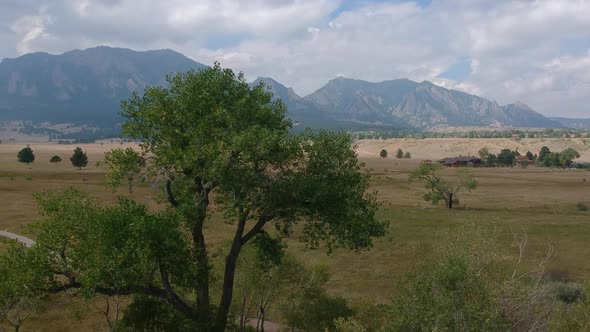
0 141 589 331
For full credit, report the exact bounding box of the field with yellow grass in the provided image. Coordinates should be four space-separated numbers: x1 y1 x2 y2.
0 139 589 331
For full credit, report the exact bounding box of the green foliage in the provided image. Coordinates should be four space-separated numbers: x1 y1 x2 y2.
281 270 354 331
17 146 35 164
334 317 368 332
553 282 586 304
0 242 51 330
576 203 588 212
478 147 490 159
118 296 197 332
379 149 388 158
559 148 581 168
31 187 195 298
537 147 580 168
49 155 62 163
70 147 88 169
497 148 517 166
10 64 384 329
549 287 590 332
395 148 404 159
409 162 477 208
98 148 145 194
384 226 509 331
403 151 411 159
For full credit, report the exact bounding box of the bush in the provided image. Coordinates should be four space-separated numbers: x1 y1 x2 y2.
552 282 586 304
385 225 509 331
49 155 62 163
576 203 588 211
118 296 198 332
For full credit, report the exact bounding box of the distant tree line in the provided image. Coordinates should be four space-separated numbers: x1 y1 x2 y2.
354 127 588 140
478 146 581 168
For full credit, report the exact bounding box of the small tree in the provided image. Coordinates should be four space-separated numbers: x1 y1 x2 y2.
497 149 516 167
49 155 62 163
396 148 404 159
409 162 478 209
17 147 35 165
559 148 580 168
70 147 88 169
98 148 145 194
403 152 411 159
478 147 490 159
380 149 388 158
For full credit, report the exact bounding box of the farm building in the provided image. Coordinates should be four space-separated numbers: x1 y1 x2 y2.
515 155 534 167
438 156 482 167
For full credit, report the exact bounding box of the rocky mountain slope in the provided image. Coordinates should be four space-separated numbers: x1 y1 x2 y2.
0 46 205 124
0 46 576 130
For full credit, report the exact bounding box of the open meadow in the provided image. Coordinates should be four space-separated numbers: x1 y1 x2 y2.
1 139 589 331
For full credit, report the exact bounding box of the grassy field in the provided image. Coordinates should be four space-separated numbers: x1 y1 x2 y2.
0 140 589 331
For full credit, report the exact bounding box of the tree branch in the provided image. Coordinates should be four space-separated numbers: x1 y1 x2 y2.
240 215 271 245
158 261 193 316
165 179 178 207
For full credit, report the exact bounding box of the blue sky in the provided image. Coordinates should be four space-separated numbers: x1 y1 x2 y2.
1 0 589 117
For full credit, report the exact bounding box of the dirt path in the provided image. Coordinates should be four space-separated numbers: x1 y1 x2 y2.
0 230 35 247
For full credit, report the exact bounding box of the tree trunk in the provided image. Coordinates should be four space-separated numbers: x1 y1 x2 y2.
213 226 243 331
448 193 454 209
127 178 133 195
194 224 211 330
213 211 254 332
192 193 211 331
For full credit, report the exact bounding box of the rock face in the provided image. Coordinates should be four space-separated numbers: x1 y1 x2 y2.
0 46 206 124
0 47 569 129
305 78 562 129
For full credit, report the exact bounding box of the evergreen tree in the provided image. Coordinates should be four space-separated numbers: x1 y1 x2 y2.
70 147 88 169
380 149 388 158
404 151 411 159
396 148 404 159
17 146 35 165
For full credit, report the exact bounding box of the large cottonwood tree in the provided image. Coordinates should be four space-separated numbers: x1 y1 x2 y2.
0 64 384 331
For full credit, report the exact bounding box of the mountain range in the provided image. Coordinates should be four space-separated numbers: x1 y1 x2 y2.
0 46 586 130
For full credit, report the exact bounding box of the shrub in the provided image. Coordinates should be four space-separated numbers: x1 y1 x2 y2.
49 155 62 163
385 225 509 331
576 203 588 211
552 282 586 304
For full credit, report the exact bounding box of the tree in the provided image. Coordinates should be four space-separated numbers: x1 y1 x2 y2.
49 155 62 163
79 64 383 330
538 146 551 162
559 148 580 168
478 147 490 160
380 149 388 158
396 148 404 159
98 148 145 194
409 162 478 209
0 242 48 332
70 147 88 169
403 152 411 159
483 154 498 167
497 149 516 167
17 147 35 165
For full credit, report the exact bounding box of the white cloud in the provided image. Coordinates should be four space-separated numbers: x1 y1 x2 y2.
1 0 590 117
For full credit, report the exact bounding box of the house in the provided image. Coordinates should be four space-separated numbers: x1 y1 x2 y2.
438 156 482 167
515 155 534 167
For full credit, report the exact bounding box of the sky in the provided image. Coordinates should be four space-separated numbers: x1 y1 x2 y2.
1 0 589 118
